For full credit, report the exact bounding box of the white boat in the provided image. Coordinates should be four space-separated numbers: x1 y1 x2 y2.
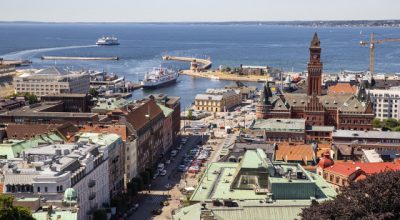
96 36 119 45
141 67 179 89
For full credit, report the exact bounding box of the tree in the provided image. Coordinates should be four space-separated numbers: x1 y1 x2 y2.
140 171 151 185
88 88 99 97
92 209 107 220
25 93 38 105
132 177 144 191
300 171 400 220
188 109 193 120
0 195 35 220
382 118 399 129
372 118 381 128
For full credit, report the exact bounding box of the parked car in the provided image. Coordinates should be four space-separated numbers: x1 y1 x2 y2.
160 169 167 176
165 159 171 164
157 163 165 171
152 209 162 215
170 150 178 157
178 165 187 172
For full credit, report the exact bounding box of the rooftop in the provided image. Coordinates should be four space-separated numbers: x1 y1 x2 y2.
327 83 357 95
333 130 400 140
324 161 400 177
251 118 305 132
275 143 316 163
190 149 335 202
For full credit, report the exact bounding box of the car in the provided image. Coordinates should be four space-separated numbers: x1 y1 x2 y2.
204 146 213 151
160 169 167 176
152 209 162 215
165 159 171 164
177 145 183 150
170 150 178 157
153 171 159 179
178 165 186 172
157 163 165 171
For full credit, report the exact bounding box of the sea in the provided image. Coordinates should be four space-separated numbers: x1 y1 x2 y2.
1 23 400 107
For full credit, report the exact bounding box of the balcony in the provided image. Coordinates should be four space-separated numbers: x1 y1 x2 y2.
88 192 96 200
88 180 96 188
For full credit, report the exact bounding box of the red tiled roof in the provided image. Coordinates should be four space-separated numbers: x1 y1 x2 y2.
327 83 357 95
324 161 400 177
275 143 315 162
125 99 163 131
6 123 78 140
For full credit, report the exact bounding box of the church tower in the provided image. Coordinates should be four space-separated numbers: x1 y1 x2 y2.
306 32 323 96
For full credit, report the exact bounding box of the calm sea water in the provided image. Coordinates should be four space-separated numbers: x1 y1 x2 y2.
1 23 400 107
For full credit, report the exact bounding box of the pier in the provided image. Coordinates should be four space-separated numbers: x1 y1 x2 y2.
162 55 212 71
41 56 119 61
0 59 32 66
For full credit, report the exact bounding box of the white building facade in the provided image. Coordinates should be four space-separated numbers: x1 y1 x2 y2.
14 67 90 97
368 89 400 120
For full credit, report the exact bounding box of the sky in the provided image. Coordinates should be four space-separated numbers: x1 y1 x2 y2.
0 0 399 22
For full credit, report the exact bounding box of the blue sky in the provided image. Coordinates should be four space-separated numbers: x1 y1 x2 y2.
1 0 399 22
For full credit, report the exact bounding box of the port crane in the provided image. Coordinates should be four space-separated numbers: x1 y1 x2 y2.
360 32 400 77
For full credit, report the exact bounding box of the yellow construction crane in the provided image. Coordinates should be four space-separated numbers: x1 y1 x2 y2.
360 32 400 77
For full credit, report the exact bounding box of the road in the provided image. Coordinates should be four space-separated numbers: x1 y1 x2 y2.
128 135 201 220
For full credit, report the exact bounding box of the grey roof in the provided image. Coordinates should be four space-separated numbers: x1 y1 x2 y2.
307 126 335 132
195 94 223 101
36 67 71 76
252 118 305 132
4 174 38 185
333 130 400 140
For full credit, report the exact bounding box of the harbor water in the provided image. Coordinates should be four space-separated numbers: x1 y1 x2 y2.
1 23 400 107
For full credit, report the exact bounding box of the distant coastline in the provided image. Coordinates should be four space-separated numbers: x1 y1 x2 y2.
0 20 400 27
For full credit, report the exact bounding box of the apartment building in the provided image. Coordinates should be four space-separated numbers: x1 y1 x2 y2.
194 88 241 112
368 89 400 120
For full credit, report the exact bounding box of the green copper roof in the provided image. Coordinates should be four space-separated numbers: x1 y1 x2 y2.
64 188 78 202
157 104 174 117
33 210 78 220
0 133 63 159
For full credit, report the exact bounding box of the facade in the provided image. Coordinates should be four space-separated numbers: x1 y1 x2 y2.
317 161 400 192
41 93 91 112
158 104 174 153
111 99 164 179
368 89 400 120
256 33 374 132
76 132 125 199
251 118 306 143
194 89 241 112
148 94 181 145
14 67 90 96
332 130 400 161
1 142 110 220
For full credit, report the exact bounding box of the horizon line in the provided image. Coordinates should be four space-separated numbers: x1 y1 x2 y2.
0 19 400 24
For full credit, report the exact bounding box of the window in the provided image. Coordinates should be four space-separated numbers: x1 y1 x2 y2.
45 187 48 192
335 176 340 184
37 187 40 192
330 174 334 182
60 185 63 191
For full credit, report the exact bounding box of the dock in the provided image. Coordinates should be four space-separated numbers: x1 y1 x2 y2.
41 56 119 61
0 59 32 66
162 55 212 71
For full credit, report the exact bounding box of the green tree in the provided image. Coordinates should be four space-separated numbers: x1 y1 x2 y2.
0 195 35 220
140 171 151 185
92 209 107 220
25 93 38 105
372 118 382 128
132 177 144 191
300 171 400 220
88 88 99 97
188 109 193 120
382 118 399 129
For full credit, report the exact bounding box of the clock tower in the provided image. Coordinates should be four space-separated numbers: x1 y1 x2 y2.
306 32 323 96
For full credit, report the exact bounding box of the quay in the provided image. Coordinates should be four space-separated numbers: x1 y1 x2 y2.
181 69 268 82
0 59 32 66
41 56 119 61
162 55 212 71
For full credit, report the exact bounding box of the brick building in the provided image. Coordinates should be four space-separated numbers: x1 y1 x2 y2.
256 33 374 132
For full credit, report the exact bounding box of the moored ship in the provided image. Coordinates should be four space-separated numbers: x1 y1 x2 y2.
96 36 120 45
141 67 179 89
